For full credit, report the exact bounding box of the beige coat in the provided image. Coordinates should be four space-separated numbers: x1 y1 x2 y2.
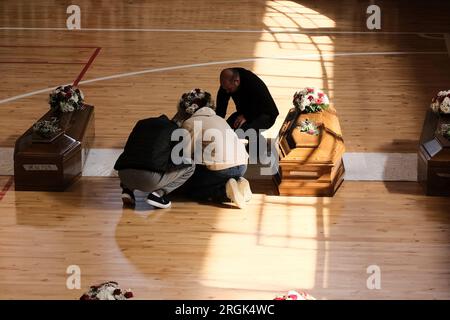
182 107 248 171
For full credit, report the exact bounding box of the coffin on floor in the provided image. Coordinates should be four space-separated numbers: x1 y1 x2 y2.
277 107 345 196
14 105 95 191
418 110 450 196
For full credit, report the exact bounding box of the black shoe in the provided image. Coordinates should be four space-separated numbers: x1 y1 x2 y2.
146 192 171 209
121 187 135 207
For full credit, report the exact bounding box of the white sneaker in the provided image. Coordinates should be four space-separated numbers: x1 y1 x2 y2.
225 178 246 209
237 177 252 202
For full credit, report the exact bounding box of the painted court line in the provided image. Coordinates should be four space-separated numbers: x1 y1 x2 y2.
0 51 446 105
0 26 447 35
0 176 13 201
0 60 86 64
73 47 101 86
445 34 450 58
0 45 101 104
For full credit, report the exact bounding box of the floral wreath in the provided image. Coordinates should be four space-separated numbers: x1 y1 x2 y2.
178 88 215 115
293 87 329 113
49 85 84 113
430 90 450 114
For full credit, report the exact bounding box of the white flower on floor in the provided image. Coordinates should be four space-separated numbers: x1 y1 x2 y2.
79 281 133 300
274 289 316 300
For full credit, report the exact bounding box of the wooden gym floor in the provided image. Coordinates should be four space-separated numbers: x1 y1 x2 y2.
0 0 450 299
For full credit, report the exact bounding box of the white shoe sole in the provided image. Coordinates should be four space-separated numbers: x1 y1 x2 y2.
238 177 252 202
145 198 171 209
226 178 246 209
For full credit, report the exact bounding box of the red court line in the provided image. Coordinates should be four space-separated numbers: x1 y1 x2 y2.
0 176 13 201
73 47 101 86
0 60 86 64
0 45 100 48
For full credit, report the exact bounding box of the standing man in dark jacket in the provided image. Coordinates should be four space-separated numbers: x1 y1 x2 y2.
114 115 194 209
216 67 279 132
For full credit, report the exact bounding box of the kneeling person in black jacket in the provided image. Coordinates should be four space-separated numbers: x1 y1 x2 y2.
114 115 194 209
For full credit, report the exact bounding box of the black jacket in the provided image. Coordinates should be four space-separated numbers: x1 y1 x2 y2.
216 67 279 123
114 115 179 173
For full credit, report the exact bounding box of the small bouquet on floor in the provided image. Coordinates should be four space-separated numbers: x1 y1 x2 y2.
274 290 316 300
79 281 134 300
430 90 450 114
49 85 84 113
293 88 329 113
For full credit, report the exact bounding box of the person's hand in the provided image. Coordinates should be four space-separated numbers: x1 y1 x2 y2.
233 114 247 129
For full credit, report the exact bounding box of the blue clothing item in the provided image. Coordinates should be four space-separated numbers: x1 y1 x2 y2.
186 164 247 202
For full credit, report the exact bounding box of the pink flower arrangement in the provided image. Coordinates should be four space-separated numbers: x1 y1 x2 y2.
293 87 329 113
274 290 316 300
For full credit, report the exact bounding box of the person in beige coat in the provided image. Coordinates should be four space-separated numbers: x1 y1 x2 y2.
173 88 252 208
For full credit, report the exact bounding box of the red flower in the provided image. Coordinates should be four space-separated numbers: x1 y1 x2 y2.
318 92 324 98
308 95 314 101
124 291 134 299
316 98 323 104
307 88 314 93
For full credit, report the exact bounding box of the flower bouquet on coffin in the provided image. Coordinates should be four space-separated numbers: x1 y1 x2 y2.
430 90 450 115
441 124 450 141
48 85 85 129
293 87 329 114
292 88 329 147
31 117 62 143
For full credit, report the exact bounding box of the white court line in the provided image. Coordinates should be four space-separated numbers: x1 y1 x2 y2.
0 147 418 181
445 34 450 58
0 26 447 35
0 51 446 105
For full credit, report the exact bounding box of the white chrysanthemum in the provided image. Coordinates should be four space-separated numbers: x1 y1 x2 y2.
440 104 450 114
186 104 198 114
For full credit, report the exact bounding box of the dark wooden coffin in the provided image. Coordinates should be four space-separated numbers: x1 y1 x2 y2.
14 105 95 191
418 110 450 196
277 107 345 196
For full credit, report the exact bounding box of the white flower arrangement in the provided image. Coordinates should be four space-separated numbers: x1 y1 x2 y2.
32 117 61 138
293 87 329 113
178 88 215 115
79 281 133 300
430 90 450 114
441 124 450 140
49 85 84 113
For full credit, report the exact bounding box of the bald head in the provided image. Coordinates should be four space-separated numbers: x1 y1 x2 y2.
220 68 240 94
